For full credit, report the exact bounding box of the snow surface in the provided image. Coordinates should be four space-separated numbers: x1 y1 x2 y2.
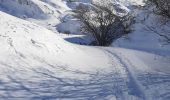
0 0 170 100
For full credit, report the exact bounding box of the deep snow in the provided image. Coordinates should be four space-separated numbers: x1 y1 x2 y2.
0 0 170 100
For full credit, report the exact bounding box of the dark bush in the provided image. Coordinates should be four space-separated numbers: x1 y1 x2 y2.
73 0 134 46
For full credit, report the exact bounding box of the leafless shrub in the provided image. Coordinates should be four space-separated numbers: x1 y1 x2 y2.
73 0 134 46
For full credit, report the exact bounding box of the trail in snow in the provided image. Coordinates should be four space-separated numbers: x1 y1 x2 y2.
0 0 170 100
103 48 146 99
103 48 170 100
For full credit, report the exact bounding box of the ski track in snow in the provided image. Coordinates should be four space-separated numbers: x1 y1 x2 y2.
102 48 170 100
0 0 170 100
103 48 146 100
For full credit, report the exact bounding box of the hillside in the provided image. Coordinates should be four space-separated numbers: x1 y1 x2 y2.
0 0 170 100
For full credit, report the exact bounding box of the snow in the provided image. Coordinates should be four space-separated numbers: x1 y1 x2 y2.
113 4 170 56
0 0 170 100
118 0 145 6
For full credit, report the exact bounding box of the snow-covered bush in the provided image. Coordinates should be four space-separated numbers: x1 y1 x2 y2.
73 0 134 46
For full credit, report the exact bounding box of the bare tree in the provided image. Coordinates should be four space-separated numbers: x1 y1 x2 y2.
73 0 134 46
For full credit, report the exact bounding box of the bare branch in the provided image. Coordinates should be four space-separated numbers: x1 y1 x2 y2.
73 0 134 46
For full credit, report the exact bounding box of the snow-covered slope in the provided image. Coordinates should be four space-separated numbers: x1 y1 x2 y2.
0 0 69 18
0 10 117 99
0 0 70 32
0 11 124 99
113 1 170 56
0 10 115 74
0 10 170 100
0 0 170 100
0 0 46 18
